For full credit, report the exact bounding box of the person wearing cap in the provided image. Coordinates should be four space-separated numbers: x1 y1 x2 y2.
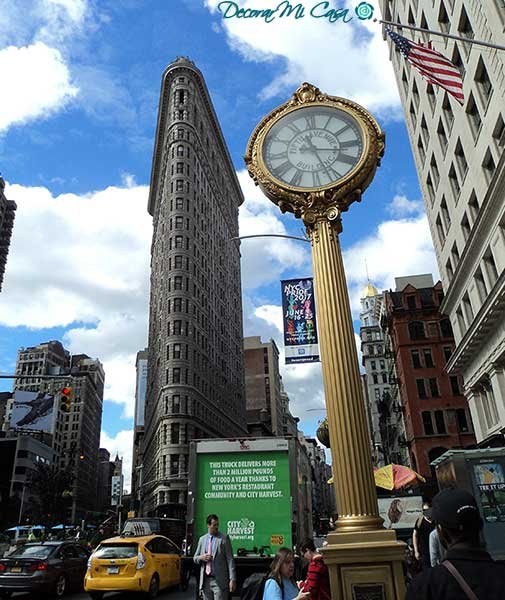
412 502 435 570
406 487 505 599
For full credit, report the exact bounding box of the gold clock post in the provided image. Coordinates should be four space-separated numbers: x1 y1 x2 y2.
245 83 406 600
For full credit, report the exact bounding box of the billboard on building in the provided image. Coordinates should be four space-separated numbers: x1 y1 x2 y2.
9 391 56 434
280 278 319 364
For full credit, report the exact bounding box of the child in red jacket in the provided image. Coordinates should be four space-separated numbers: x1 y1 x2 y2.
298 539 331 600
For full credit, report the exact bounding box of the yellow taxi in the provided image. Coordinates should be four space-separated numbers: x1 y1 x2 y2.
84 534 181 599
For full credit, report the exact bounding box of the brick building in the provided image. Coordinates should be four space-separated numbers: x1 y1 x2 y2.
382 275 476 480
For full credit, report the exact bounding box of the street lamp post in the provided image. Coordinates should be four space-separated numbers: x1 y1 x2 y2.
245 83 406 599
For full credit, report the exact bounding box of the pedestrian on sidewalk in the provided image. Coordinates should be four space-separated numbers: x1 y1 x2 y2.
262 548 310 600
406 487 505 599
298 539 331 600
412 502 435 571
429 527 445 566
194 514 236 600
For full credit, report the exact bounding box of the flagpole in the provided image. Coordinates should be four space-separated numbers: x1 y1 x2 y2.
375 19 505 53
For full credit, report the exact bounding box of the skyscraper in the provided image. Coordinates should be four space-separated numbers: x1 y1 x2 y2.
0 176 16 292
7 341 105 520
132 348 148 504
359 282 399 467
143 58 247 517
380 1 505 446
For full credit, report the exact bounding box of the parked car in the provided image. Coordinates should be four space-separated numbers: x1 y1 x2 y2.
0 541 90 598
84 534 181 599
0 537 10 559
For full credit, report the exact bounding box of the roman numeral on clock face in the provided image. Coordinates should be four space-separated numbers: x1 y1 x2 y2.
339 139 359 149
287 123 301 135
338 153 358 166
290 169 303 186
327 166 342 180
267 151 288 160
275 161 292 177
335 124 351 136
305 114 316 129
312 171 322 187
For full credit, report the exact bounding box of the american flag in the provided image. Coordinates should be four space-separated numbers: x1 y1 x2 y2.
386 27 464 105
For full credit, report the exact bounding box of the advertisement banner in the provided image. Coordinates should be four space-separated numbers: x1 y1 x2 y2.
281 278 319 364
472 461 505 523
194 450 291 554
9 391 56 434
378 496 423 529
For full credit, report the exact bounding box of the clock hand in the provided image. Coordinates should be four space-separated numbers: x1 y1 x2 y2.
304 136 334 180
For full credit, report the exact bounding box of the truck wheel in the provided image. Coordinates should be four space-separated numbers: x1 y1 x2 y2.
146 574 159 599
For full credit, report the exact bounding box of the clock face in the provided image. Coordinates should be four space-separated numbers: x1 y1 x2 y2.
262 105 364 189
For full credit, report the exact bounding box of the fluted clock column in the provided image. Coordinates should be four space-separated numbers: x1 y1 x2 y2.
245 82 407 600
309 216 381 532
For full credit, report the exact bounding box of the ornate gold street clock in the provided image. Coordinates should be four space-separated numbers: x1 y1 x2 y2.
245 82 385 229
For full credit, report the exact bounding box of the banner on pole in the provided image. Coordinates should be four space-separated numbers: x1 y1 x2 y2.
280 278 320 364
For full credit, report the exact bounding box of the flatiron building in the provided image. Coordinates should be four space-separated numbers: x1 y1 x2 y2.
143 58 247 516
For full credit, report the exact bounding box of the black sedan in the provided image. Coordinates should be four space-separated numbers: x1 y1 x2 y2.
0 541 89 598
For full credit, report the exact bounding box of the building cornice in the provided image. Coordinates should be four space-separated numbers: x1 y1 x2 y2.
446 272 505 374
440 150 505 314
147 58 244 217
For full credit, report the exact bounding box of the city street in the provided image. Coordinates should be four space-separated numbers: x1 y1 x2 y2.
10 579 197 600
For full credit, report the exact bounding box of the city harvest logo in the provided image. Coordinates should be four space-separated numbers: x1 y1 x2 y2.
227 518 256 540
217 1 374 23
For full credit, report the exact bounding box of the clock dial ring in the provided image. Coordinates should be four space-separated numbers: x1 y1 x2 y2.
260 103 366 192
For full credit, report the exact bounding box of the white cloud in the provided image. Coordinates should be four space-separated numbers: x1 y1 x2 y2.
45 0 88 22
238 170 311 289
386 194 424 217
204 0 400 114
1 180 151 417
0 43 77 132
100 429 134 493
343 212 439 313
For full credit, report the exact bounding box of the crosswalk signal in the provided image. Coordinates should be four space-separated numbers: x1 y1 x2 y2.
60 386 73 413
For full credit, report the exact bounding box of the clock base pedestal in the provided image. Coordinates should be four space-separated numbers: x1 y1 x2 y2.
321 529 406 600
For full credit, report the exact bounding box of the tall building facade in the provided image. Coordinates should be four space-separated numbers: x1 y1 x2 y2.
0 176 16 292
131 348 148 503
382 275 476 480
97 448 114 514
244 336 283 436
6 341 105 520
359 283 397 466
380 1 505 446
143 58 247 517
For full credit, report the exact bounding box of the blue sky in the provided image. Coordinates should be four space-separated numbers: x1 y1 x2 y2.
0 0 440 485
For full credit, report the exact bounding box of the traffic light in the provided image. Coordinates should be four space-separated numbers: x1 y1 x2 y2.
60 386 73 413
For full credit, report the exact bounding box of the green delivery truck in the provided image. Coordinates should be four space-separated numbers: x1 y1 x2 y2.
184 437 312 591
